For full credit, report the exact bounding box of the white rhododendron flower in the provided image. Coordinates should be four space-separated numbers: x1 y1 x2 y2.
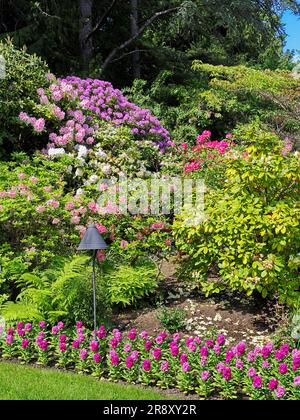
48 148 65 157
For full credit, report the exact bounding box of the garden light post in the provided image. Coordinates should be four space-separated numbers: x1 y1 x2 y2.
78 224 108 340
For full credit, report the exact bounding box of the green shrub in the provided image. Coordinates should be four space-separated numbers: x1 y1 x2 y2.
157 307 187 333
105 260 158 307
174 128 300 307
0 40 49 158
1 255 111 326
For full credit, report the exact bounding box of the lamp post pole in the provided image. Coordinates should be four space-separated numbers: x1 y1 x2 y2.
92 250 97 341
78 224 108 342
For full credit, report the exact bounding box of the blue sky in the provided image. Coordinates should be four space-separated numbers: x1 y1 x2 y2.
282 11 300 53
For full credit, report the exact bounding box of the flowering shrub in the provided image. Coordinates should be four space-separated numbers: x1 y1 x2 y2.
18 76 174 185
1 322 300 400
161 130 234 189
0 40 49 158
174 127 300 306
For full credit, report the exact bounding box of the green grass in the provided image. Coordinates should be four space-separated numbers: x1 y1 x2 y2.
0 362 168 400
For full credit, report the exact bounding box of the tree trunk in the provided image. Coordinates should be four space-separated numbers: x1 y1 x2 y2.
79 0 93 70
131 0 141 79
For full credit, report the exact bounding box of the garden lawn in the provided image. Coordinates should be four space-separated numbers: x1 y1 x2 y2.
0 362 168 400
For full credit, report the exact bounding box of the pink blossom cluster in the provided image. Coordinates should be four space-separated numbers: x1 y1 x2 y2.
19 76 172 153
181 130 233 174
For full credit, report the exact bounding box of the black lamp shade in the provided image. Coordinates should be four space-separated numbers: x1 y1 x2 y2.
78 224 108 251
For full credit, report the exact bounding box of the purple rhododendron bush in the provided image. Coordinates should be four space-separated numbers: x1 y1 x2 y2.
1 322 300 400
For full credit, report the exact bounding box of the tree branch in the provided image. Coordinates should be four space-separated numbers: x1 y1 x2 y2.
86 0 118 42
102 6 180 71
110 49 148 64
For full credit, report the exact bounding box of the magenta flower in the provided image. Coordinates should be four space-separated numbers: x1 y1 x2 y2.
97 326 106 339
110 351 119 366
279 363 288 375
235 359 244 370
213 345 221 355
294 377 300 387
217 335 226 346
140 331 148 340
180 353 188 365
25 323 32 332
90 340 99 353
247 351 255 363
52 326 59 335
188 342 197 353
144 340 152 351
155 336 163 345
253 376 263 389
80 349 88 361
57 322 64 330
262 361 270 369
200 346 208 358
152 348 162 361
76 321 83 329
39 340 49 351
225 350 235 363
110 338 119 349
123 344 132 353
182 362 191 373
170 344 179 357
72 340 80 349
206 340 214 348
248 368 257 378
59 342 67 353
59 334 67 343
39 321 46 329
22 339 29 349
201 371 210 381
128 329 137 341
275 386 285 399
6 335 14 345
93 353 101 364
143 359 151 372
131 351 139 362
222 366 232 382
268 379 279 390
125 356 134 369
236 342 246 356
160 361 169 372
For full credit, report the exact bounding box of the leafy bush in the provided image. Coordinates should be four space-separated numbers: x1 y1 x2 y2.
174 126 300 306
157 307 187 333
126 65 300 146
0 40 49 158
105 260 158 307
1 255 111 326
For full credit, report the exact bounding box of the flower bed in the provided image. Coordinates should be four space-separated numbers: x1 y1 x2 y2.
1 322 299 400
